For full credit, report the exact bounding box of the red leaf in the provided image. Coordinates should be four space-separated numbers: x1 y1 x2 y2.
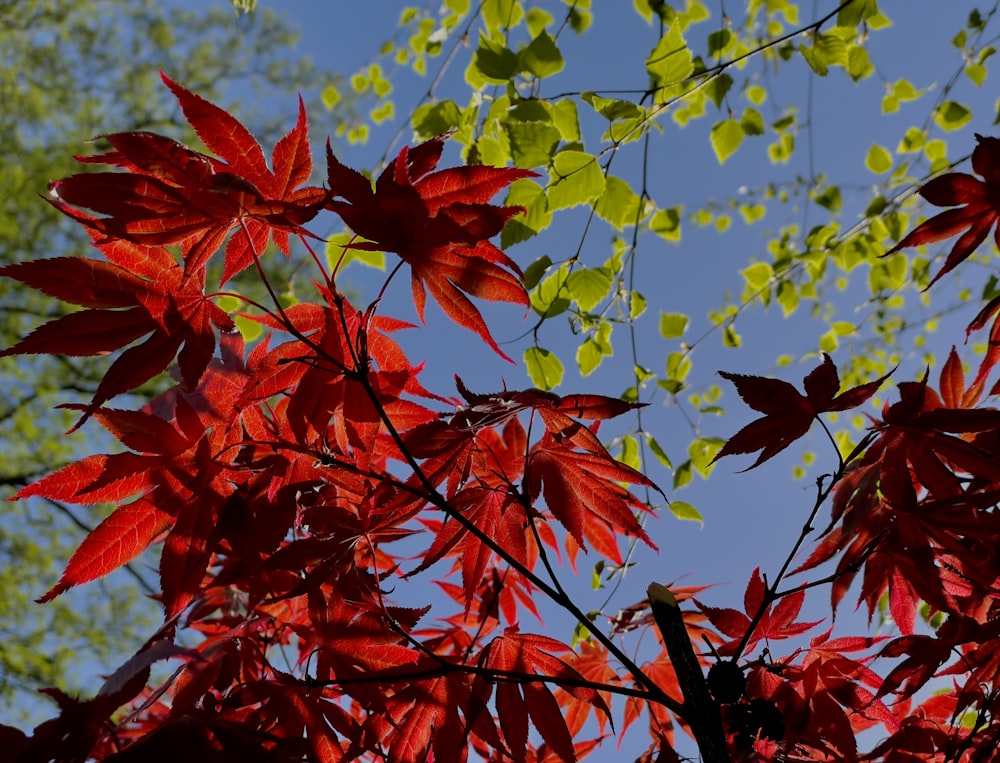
714 355 890 469
326 136 535 358
886 134 1000 288
37 497 171 603
48 75 326 285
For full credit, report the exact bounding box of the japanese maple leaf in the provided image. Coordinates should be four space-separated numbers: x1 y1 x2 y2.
886 133 1000 288
1 236 235 425
48 72 326 283
697 568 822 657
526 431 657 563
19 399 239 610
412 485 528 614
326 136 535 359
475 628 610 763
713 354 890 469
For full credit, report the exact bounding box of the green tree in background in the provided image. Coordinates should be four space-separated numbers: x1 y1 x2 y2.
0 0 344 721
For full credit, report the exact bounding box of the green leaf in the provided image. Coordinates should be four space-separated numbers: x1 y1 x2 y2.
550 99 581 141
482 0 523 33
865 143 892 174
646 435 673 469
619 435 641 471
577 322 613 376
502 179 552 246
548 150 606 209
800 32 847 76
668 500 703 523
582 92 642 120
474 32 519 82
506 120 561 168
523 254 553 290
524 346 564 390
705 73 733 109
966 62 988 86
742 262 773 290
838 0 877 27
650 206 682 242
847 45 875 81
321 85 341 110
740 107 764 136
595 175 642 229
520 31 564 78
710 119 743 163
412 100 462 139
326 233 386 271
531 265 571 317
934 101 972 131
646 21 693 89
629 291 647 318
689 436 724 479
568 267 613 311
659 312 689 339
525 7 554 37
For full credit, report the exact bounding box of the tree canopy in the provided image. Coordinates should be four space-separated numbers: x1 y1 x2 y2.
5 0 1000 760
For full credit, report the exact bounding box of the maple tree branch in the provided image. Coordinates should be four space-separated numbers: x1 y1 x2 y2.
732 463 845 662
305 659 653 703
304 307 687 717
298 436 685 715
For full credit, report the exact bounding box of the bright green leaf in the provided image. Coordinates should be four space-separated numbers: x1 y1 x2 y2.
865 143 892 174
710 119 743 163
934 101 972 131
568 267 613 311
659 312 689 339
474 32 519 82
651 206 682 242
520 30 564 78
595 175 642 229
668 500 703 523
646 21 693 89
524 346 564 390
548 150 606 209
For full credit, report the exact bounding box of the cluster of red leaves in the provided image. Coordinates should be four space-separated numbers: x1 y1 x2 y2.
10 70 1000 763
0 75 678 763
703 136 1000 760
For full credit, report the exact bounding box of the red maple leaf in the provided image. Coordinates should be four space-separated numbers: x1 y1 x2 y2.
48 72 326 283
697 568 822 657
1 236 236 425
886 133 1000 288
714 354 890 469
475 628 610 763
326 137 535 360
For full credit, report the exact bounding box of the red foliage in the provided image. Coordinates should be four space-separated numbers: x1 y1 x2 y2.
7 77 1000 763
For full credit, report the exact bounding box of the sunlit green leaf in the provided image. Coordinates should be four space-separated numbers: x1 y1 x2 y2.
524 346 564 389
659 312 689 339
710 119 743 163
934 101 972 131
865 143 892 174
568 267 613 311
548 150 606 209
646 21 693 89
668 500 703 523
474 32 519 82
595 175 642 229
520 30 564 77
